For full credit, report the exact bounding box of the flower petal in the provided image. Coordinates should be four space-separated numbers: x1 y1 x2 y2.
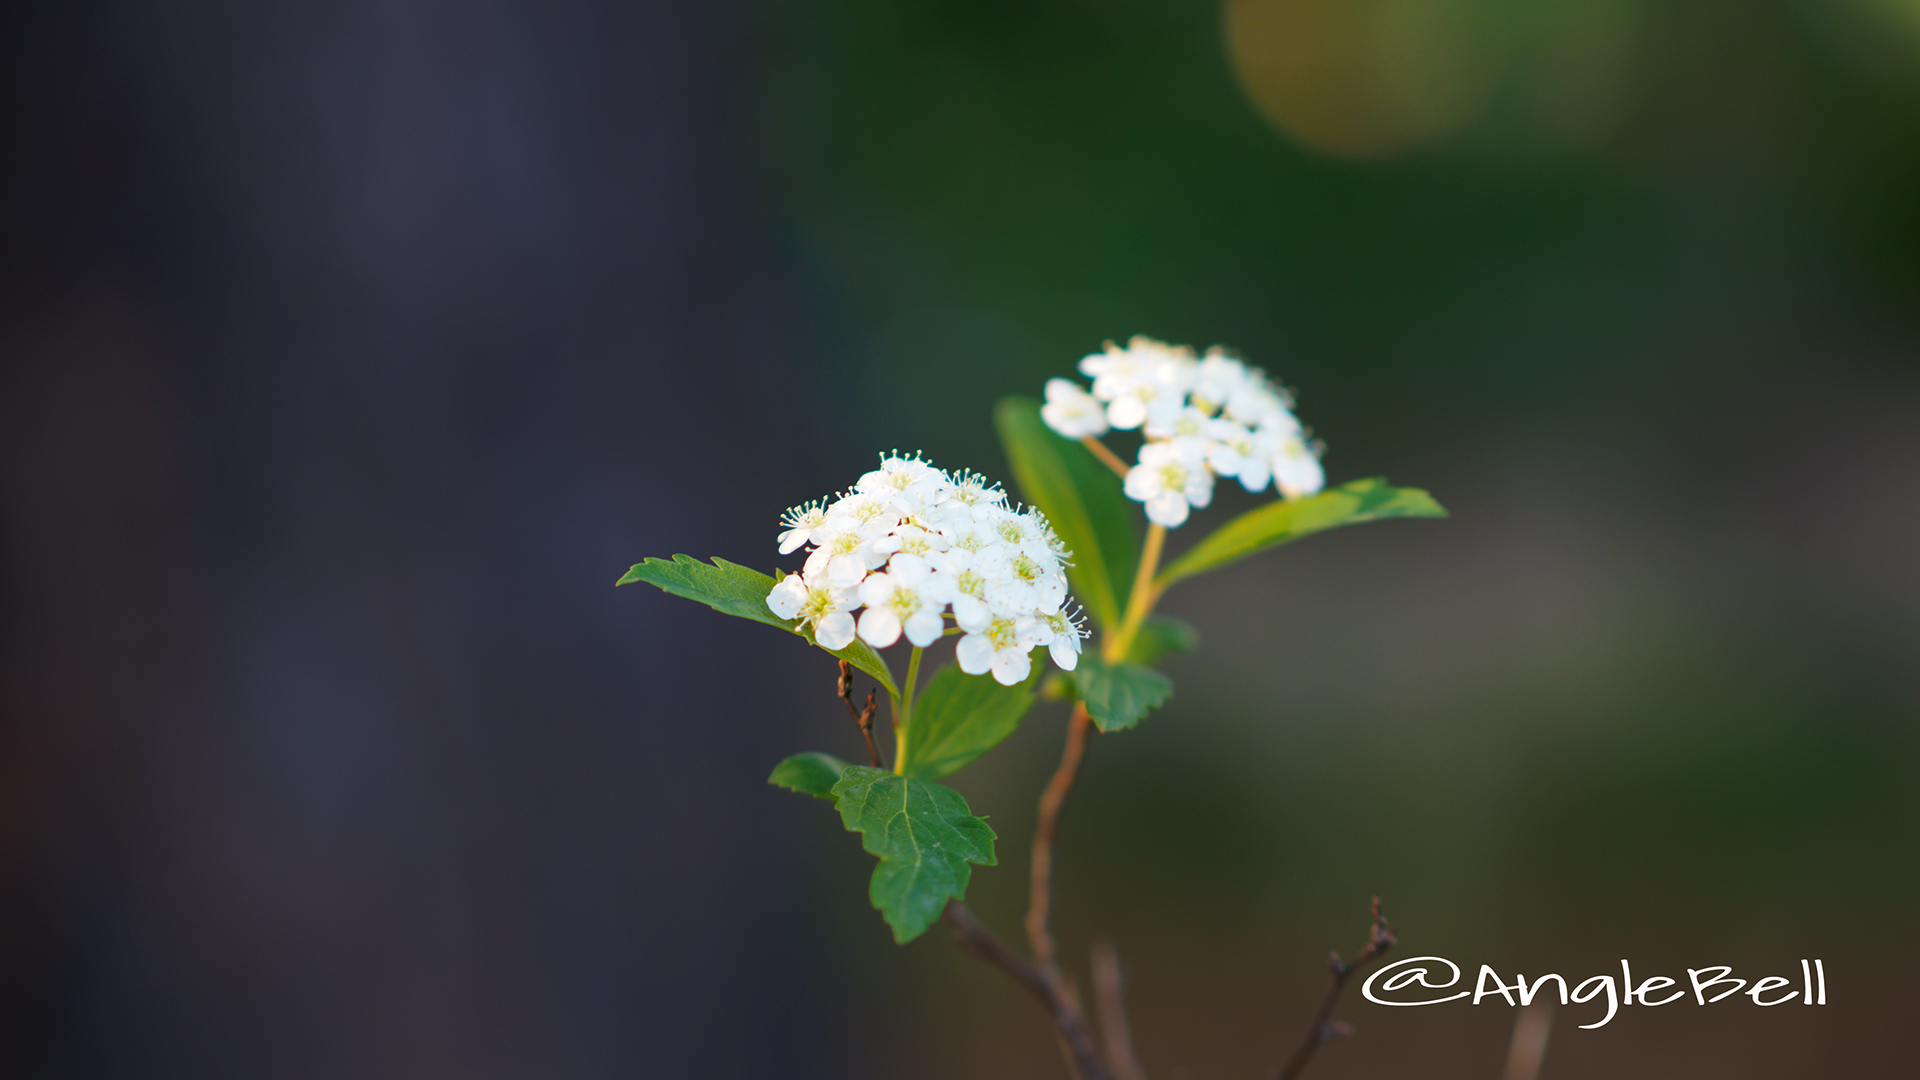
1049 637 1079 671
990 646 1032 687
815 611 856 650
904 609 945 648
829 553 868 589
1145 491 1190 528
951 594 990 633
858 607 902 648
955 633 995 675
766 576 808 619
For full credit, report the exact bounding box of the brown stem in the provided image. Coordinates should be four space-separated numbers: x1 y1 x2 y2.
857 691 879 766
1081 436 1131 479
1273 898 1396 1080
837 659 883 768
1028 701 1094 972
1091 939 1147 1080
945 901 1112 1080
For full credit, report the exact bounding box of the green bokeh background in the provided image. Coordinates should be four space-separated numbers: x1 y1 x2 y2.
746 2 1919 1077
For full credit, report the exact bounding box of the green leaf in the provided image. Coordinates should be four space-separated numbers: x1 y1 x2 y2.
617 555 897 695
1125 615 1199 665
832 767 998 943
617 554 789 626
1155 478 1446 590
900 662 1039 780
768 752 853 801
1073 657 1173 732
994 397 1139 633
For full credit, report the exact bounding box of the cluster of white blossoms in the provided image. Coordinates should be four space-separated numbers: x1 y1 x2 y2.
1040 336 1326 528
764 454 1086 686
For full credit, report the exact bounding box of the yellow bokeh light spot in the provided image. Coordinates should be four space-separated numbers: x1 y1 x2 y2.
1226 0 1503 159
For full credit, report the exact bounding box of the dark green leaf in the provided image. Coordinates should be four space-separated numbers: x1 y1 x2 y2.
1125 615 1199 665
617 555 897 694
994 397 1139 633
1155 478 1446 589
768 752 853 801
832 766 998 943
1074 657 1173 732
900 662 1039 780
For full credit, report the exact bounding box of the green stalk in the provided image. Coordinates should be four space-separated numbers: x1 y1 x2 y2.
1106 522 1166 663
892 644 925 775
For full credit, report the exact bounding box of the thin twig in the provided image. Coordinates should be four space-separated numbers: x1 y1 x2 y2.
1028 701 1094 973
837 660 882 768
858 691 878 765
945 900 1112 1080
1081 436 1132 479
1092 939 1147 1080
1273 897 1396 1080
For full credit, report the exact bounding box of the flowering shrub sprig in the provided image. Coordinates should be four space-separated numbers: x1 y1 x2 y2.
619 338 1447 1079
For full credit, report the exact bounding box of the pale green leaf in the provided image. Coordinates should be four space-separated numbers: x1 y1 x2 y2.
617 555 897 694
833 767 998 943
900 662 1039 780
1074 657 1173 732
768 752 853 801
1155 478 1446 589
994 397 1139 633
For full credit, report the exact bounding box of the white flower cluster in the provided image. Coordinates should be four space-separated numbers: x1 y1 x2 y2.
765 454 1086 686
1040 336 1326 527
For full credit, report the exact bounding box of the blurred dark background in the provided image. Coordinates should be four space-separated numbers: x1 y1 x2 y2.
3 1 1916 1077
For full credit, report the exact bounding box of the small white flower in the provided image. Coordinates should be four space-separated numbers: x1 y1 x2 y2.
1190 351 1248 413
1002 544 1067 612
1081 337 1194 431
871 524 947 561
857 453 951 517
1125 336 1198 386
1040 378 1110 438
1078 341 1153 402
1144 403 1212 442
955 613 1040 686
823 490 893 527
815 612 857 650
803 521 889 589
1270 429 1325 500
1125 440 1213 528
1108 385 1184 432
932 520 1010 571
1205 417 1271 494
1224 372 1289 427
856 572 945 648
945 469 1008 511
776 500 828 555
765 574 859 650
925 546 998 632
1042 608 1086 671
